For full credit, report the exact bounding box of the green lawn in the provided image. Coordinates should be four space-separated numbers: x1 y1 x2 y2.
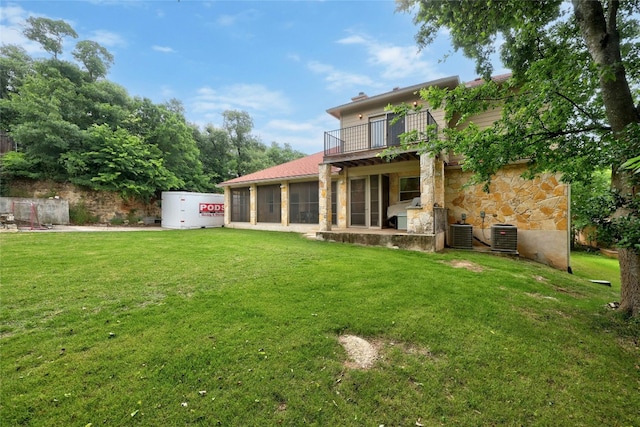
1 229 638 426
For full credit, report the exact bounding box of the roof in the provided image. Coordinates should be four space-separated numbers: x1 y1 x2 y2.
219 151 332 186
464 72 512 88
326 75 460 119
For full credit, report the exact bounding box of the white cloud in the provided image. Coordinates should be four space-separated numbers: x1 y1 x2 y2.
191 83 292 118
338 32 445 81
0 4 126 55
152 45 176 53
256 113 336 153
0 4 27 26
215 9 259 27
0 4 44 54
336 34 367 45
265 120 316 133
307 60 376 93
89 30 126 47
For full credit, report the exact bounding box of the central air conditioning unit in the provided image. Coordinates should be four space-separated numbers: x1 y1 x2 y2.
450 224 473 249
491 224 518 253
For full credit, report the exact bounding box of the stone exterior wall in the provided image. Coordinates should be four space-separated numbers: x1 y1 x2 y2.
444 164 569 269
6 180 161 223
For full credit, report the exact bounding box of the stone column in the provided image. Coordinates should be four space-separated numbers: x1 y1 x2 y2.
223 187 231 226
407 153 435 234
249 184 257 225
337 170 348 228
280 182 289 226
318 163 332 231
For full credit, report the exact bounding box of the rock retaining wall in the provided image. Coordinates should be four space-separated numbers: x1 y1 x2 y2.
6 180 161 224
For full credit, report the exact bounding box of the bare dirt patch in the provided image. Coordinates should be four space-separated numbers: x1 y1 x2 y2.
338 335 437 370
447 260 484 272
338 335 380 369
525 292 559 301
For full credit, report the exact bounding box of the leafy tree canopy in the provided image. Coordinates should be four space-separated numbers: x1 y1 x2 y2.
1 18 306 202
23 16 78 60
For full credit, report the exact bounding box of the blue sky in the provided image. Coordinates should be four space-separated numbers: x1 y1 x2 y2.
1 0 505 154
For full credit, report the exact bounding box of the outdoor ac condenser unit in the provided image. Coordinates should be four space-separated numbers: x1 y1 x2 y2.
450 224 473 249
491 224 518 252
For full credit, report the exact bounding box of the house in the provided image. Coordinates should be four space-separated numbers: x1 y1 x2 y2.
219 76 570 270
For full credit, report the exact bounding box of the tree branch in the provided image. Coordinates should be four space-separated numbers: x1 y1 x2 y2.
524 124 612 140
552 90 601 124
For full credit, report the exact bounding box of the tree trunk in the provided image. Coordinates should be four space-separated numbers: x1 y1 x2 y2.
573 0 640 316
618 248 640 317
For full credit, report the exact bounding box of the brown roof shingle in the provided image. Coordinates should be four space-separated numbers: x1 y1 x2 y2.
219 151 331 186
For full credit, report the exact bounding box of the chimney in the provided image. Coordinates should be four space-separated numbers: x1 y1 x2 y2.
351 92 368 102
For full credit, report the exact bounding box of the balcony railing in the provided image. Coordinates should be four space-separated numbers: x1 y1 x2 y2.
324 110 438 157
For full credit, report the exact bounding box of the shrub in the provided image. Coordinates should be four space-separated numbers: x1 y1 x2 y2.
69 201 99 225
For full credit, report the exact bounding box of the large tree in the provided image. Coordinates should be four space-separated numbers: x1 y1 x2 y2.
72 40 114 82
22 17 78 60
396 0 639 316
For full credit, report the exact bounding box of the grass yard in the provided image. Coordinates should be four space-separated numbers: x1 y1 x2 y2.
1 228 638 426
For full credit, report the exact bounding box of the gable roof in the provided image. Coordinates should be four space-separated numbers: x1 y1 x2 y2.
219 151 332 186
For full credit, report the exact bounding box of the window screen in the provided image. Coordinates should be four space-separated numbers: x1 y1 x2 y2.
289 182 319 224
231 187 250 222
257 184 281 223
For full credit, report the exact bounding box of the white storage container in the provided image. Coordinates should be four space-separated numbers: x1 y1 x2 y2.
161 191 224 229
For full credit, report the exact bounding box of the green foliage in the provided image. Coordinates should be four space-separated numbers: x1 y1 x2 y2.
395 0 640 314
2 18 305 202
65 124 180 201
394 0 639 183
266 141 306 165
109 215 125 225
72 40 113 81
622 155 640 175
195 124 234 183
0 45 32 100
0 151 40 180
22 17 78 60
571 170 614 244
126 208 140 224
68 201 99 225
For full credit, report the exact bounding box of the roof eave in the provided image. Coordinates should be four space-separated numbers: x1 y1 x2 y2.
219 172 335 187
326 75 460 119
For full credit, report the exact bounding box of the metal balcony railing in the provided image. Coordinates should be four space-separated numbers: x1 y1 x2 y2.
324 110 437 157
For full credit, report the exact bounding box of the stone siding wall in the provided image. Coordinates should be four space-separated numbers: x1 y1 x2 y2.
445 164 567 230
444 164 569 269
6 180 161 223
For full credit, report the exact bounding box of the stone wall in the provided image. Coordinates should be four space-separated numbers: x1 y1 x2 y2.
6 180 161 223
444 164 570 269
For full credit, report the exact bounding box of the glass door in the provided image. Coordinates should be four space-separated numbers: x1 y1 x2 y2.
349 178 366 226
370 175 379 227
350 175 385 228
369 117 386 148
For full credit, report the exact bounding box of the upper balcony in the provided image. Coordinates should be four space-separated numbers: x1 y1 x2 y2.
323 110 438 163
